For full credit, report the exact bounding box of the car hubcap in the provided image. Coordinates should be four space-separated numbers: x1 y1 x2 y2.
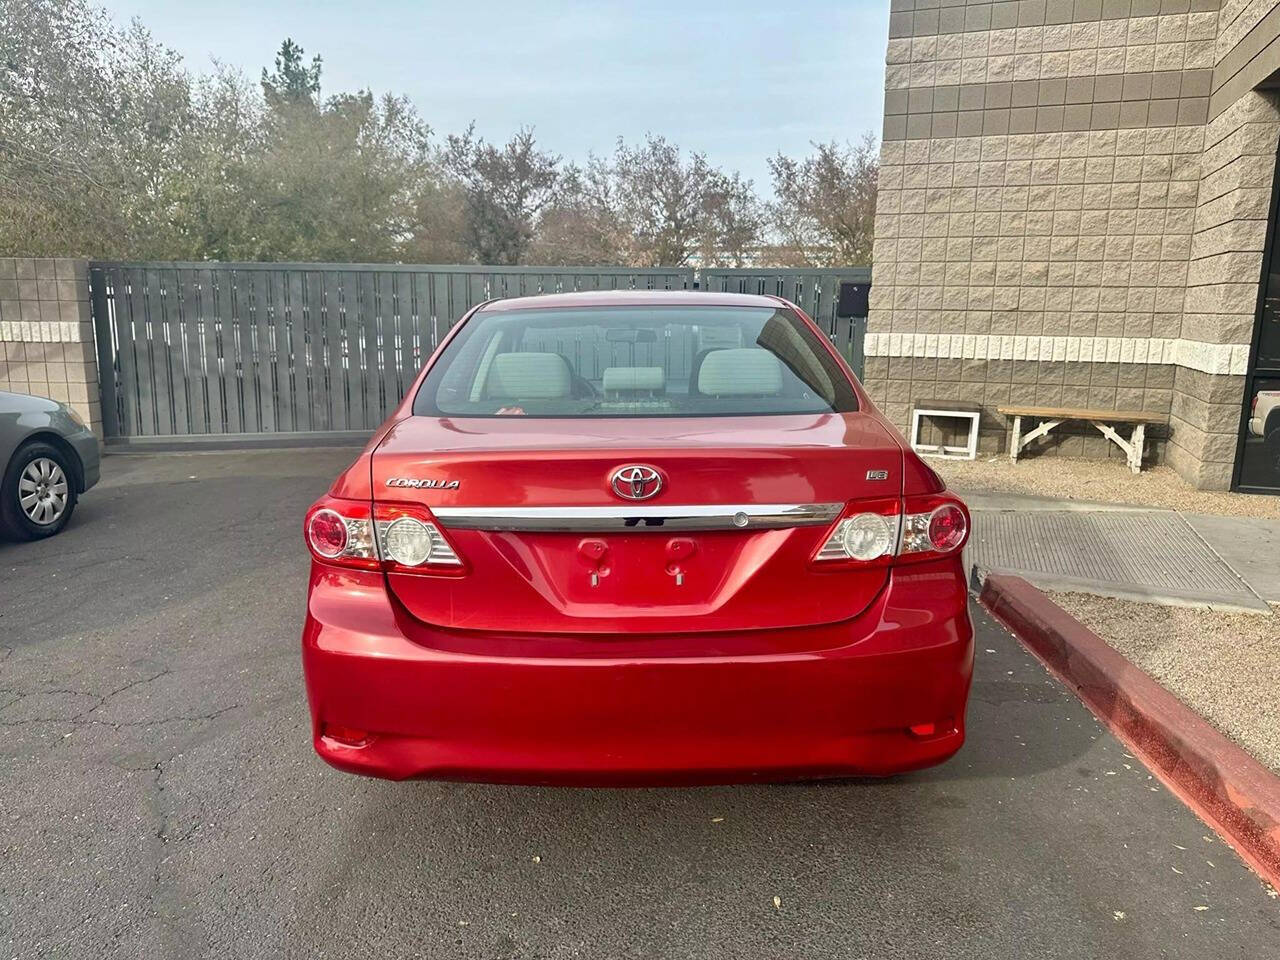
18 458 68 525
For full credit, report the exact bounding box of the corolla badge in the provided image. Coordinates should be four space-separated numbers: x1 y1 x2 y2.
610 465 663 501
385 477 460 489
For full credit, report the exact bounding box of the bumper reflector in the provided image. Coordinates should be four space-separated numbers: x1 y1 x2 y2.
322 724 370 747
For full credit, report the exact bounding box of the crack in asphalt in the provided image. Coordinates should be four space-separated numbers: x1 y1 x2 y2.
970 679 1072 706
74 665 173 721
140 755 206 958
0 663 173 724
0 704 242 730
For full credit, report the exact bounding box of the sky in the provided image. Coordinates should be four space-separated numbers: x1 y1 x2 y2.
97 0 889 193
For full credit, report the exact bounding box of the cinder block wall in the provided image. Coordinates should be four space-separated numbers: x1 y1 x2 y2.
1173 89 1280 487
869 0 1277 488
0 258 102 438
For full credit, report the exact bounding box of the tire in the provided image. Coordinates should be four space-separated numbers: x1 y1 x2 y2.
0 441 79 541
1267 428 1280 478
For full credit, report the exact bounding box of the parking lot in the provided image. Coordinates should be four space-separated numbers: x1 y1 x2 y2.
2 449 1277 959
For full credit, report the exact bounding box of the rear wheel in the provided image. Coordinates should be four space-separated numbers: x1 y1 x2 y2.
0 441 78 541
1267 428 1280 476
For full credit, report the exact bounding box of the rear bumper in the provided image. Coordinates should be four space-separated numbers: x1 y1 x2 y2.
301 561 974 784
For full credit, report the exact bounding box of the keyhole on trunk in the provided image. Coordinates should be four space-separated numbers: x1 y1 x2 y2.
665 538 696 587
577 538 610 588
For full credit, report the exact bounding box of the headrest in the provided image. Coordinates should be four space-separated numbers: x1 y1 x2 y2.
485 353 571 399
602 367 665 393
696 348 783 397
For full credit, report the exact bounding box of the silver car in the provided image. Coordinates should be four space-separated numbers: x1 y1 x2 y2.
0 391 100 540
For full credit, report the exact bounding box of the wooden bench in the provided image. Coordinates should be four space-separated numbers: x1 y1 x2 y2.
911 400 982 460
997 405 1166 475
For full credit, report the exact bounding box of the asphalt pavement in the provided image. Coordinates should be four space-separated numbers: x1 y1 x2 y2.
1 449 1277 960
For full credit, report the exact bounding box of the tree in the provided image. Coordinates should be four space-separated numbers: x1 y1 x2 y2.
444 126 560 265
261 38 321 110
163 66 265 261
606 136 765 268
1 0 124 255
241 87 432 262
0 0 874 267
241 40 438 261
527 155 627 266
700 170 766 268
403 174 470 264
611 136 714 268
108 21 202 259
768 136 878 266
0 4 203 257
0 16 436 262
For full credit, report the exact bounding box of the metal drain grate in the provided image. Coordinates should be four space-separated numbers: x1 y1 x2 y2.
967 510 1267 611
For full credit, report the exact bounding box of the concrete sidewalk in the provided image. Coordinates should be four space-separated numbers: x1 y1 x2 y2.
959 490 1279 612
1182 513 1280 603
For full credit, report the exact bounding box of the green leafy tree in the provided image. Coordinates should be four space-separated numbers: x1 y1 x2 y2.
0 1 874 267
241 88 432 261
165 66 266 261
242 39 436 261
261 38 321 109
0 0 127 255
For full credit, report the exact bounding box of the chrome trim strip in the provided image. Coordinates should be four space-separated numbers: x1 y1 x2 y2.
431 503 843 532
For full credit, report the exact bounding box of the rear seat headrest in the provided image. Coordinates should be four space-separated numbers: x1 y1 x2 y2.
696 348 783 397
602 367 665 393
485 353 571 399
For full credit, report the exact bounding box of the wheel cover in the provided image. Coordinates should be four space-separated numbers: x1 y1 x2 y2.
18 457 69 525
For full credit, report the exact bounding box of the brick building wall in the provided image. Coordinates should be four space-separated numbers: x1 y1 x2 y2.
869 0 1280 487
0 258 103 438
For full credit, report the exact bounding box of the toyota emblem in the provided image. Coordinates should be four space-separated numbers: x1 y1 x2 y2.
610 465 663 501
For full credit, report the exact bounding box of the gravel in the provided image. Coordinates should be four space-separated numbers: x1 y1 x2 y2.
1050 592 1280 773
936 456 1280 518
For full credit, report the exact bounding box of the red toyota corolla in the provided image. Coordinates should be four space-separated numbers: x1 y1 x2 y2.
301 291 973 784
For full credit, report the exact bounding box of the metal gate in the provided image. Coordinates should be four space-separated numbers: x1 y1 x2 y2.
701 268 870 380
90 262 869 445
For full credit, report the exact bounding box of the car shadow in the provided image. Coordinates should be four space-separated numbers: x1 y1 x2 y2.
282 645 1130 956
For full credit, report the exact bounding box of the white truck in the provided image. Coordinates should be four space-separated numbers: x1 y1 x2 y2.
1250 389 1280 441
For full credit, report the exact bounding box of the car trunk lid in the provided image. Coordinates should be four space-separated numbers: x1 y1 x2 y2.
371 413 904 635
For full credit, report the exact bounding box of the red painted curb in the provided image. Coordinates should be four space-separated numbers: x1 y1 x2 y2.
979 573 1280 891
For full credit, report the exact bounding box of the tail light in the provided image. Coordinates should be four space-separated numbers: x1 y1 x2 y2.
373 502 465 574
305 501 378 570
304 496 465 575
812 493 969 568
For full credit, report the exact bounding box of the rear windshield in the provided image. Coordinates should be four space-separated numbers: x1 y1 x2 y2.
413 305 860 418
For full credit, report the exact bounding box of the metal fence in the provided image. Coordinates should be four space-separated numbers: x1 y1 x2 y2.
89 262 869 444
701 268 870 380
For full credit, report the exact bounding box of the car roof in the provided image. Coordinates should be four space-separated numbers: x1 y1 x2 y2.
475 289 783 312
